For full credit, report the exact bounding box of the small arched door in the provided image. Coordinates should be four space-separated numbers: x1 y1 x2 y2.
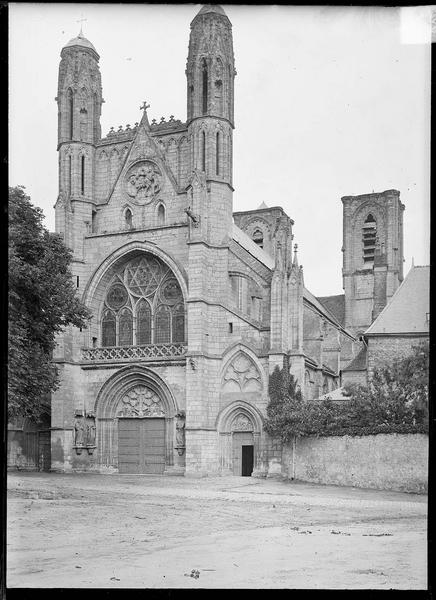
231 413 255 477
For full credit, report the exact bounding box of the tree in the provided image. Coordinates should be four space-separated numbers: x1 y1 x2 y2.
264 344 429 442
8 186 91 421
264 357 305 441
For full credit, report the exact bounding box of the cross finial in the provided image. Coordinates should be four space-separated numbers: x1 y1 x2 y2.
294 243 298 253
76 14 87 36
140 101 150 112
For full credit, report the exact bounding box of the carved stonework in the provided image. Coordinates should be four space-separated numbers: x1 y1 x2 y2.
85 416 96 447
175 411 186 456
125 161 161 205
231 413 253 432
117 385 165 417
74 417 85 446
222 354 262 392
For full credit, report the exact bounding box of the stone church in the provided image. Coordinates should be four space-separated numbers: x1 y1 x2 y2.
40 4 405 476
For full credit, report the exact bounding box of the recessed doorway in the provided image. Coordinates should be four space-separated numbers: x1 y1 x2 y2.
118 418 165 474
241 445 254 477
232 431 254 476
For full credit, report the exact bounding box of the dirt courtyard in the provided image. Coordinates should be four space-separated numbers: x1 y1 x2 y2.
7 472 427 589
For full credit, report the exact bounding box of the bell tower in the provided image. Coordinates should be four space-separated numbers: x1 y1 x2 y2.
342 189 405 335
186 4 235 245
55 30 102 252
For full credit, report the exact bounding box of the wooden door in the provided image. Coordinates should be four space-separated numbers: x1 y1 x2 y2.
38 430 51 471
118 418 165 474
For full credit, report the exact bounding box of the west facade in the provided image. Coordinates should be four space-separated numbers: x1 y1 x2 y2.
10 5 407 475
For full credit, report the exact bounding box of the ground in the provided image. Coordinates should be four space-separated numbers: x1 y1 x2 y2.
7 472 427 589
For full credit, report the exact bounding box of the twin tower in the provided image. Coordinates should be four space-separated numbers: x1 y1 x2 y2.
56 5 235 212
55 4 404 338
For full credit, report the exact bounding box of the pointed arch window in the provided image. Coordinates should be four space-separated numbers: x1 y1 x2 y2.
68 155 72 195
157 204 165 226
202 58 208 115
155 305 171 344
322 377 329 395
137 300 152 345
67 88 73 139
362 214 377 263
125 208 133 229
172 304 185 343
216 132 220 175
201 130 206 172
119 308 133 346
93 93 100 141
102 310 116 347
81 155 85 195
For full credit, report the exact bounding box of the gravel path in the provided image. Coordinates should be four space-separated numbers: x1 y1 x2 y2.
7 472 427 589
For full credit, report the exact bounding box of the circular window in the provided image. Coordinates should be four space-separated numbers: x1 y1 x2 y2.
160 278 182 305
106 284 128 310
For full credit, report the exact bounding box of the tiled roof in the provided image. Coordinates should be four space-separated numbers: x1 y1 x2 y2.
366 266 430 335
317 294 346 327
231 224 275 270
303 288 344 331
317 387 352 401
342 347 367 372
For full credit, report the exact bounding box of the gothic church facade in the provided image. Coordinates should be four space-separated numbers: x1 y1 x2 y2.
49 4 404 476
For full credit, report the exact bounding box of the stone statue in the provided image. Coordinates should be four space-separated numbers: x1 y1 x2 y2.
86 421 96 446
74 419 85 446
175 412 186 447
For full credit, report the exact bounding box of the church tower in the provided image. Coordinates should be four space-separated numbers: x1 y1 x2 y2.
55 30 103 252
342 189 405 336
186 4 235 245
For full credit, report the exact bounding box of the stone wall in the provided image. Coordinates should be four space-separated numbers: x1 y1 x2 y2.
280 434 428 493
366 335 428 380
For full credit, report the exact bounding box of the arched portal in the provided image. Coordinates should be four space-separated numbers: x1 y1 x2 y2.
94 366 179 473
216 400 264 477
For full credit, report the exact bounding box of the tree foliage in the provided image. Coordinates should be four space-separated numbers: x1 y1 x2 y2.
264 344 429 442
8 186 91 421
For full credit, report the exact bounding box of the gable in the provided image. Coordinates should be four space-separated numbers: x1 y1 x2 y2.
105 123 180 207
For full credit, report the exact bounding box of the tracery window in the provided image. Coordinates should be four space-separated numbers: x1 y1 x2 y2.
137 300 152 345
172 303 185 343
102 310 116 347
155 305 171 344
119 308 133 346
100 254 185 347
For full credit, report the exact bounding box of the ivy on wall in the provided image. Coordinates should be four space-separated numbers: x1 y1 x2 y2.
264 343 429 442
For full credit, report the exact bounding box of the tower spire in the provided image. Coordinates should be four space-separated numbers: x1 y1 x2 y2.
76 15 87 37
292 243 299 267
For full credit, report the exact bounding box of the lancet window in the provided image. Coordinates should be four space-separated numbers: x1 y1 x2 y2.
362 214 377 263
100 254 185 347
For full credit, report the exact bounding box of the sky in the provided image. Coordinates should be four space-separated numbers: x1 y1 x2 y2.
9 4 431 296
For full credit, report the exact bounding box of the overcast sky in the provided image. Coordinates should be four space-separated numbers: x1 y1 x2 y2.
9 4 430 296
